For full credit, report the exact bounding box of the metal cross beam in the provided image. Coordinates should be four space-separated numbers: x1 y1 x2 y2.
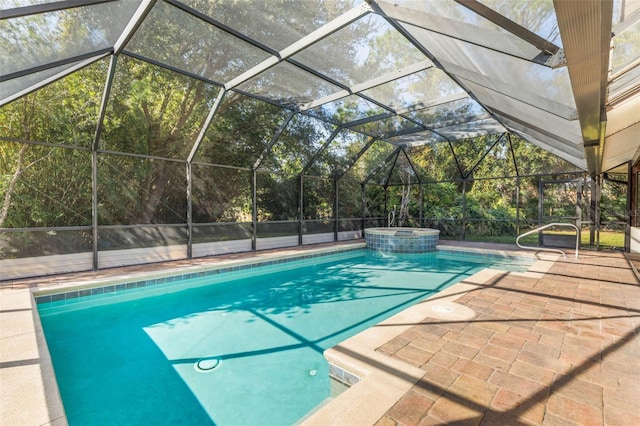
0 0 116 20
363 146 402 185
336 136 377 180
187 89 227 163
375 0 558 67
113 0 157 54
299 127 342 176
300 60 433 111
454 0 560 55
0 52 110 107
224 4 372 91
253 111 296 170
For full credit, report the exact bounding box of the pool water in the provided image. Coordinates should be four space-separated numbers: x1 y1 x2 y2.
38 249 527 425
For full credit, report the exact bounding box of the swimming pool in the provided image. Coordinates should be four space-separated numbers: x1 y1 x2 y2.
37 248 530 425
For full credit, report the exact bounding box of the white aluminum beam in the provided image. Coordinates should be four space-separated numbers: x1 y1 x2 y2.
375 1 554 66
92 54 118 151
442 62 579 120
613 7 640 35
454 0 560 54
224 3 372 91
0 0 115 20
609 56 640 83
508 127 587 171
113 0 157 54
342 112 395 129
0 53 110 107
494 111 585 160
394 92 471 116
300 59 433 111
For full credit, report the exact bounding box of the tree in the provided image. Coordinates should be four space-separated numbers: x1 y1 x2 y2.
0 61 104 229
98 56 218 224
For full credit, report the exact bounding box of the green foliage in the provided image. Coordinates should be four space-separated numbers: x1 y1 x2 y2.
364 185 385 218
0 61 106 145
103 56 217 158
0 63 102 228
198 93 288 167
600 174 628 225
2 145 92 227
256 173 298 221
303 177 334 220
192 166 252 223
406 134 589 241
338 173 362 218
0 17 624 259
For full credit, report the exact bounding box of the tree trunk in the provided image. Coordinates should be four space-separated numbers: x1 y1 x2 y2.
0 144 29 228
139 160 169 224
0 144 54 228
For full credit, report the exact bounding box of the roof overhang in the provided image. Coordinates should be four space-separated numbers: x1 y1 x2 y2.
554 0 613 176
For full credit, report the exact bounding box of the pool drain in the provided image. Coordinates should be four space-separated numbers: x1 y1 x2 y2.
194 357 221 373
431 305 454 313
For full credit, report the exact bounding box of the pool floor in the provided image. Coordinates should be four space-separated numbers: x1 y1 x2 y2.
38 250 527 425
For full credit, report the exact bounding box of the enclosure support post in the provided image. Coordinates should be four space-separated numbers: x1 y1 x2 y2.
590 177 597 245
91 53 118 271
461 179 467 240
91 151 99 271
186 162 193 259
538 179 544 246
361 183 366 233
334 178 339 242
251 169 257 251
632 164 638 228
509 134 521 238
576 178 583 231
419 184 424 228
299 175 304 246
516 176 521 237
384 186 389 226
626 161 632 252
595 175 602 250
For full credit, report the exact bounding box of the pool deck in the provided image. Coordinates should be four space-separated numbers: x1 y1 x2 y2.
2 241 639 425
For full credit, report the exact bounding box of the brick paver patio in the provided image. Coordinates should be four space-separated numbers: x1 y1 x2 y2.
375 250 640 426
3 243 639 425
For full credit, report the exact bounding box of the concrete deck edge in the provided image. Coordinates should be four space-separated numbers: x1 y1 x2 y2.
0 288 67 425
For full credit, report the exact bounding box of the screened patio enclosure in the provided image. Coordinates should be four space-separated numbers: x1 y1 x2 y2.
1 0 640 280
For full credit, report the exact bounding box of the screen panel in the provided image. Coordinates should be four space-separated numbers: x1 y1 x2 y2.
101 56 219 158
180 0 363 52
191 164 251 223
1 0 142 75
97 153 187 225
194 92 288 167
125 0 271 85
0 60 108 147
0 142 92 227
291 13 425 87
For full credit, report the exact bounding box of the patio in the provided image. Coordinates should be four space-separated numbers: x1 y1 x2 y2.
2 242 639 425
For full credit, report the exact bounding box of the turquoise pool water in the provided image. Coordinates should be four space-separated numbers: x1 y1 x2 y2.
38 249 528 425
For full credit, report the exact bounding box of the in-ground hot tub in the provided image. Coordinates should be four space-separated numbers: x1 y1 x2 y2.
364 227 440 253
